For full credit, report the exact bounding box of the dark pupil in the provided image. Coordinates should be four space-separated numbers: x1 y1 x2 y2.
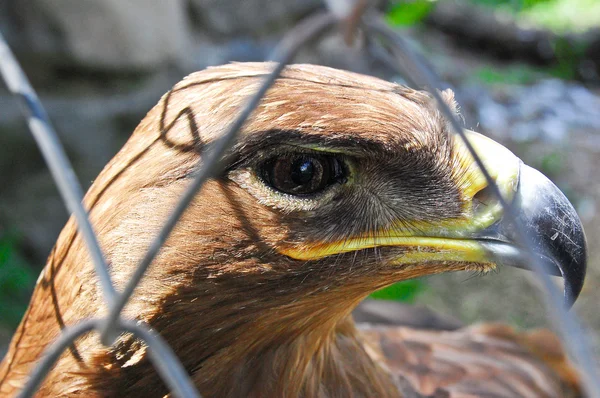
291 158 315 185
263 154 343 196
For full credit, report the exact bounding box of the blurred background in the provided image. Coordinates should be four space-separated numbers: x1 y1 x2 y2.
1 0 599 360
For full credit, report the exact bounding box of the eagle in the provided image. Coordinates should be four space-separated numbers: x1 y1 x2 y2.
0 63 586 397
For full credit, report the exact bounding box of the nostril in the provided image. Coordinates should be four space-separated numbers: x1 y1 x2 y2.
472 185 496 214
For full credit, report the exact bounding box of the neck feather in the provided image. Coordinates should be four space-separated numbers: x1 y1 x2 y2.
190 315 401 397
86 280 401 397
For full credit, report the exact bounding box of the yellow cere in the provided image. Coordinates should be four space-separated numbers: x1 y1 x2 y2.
454 130 520 218
405 130 522 237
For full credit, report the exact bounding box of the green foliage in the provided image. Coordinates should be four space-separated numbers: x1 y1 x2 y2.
388 0 595 82
471 0 600 33
369 279 426 303
472 57 581 86
473 64 541 85
470 0 552 12
386 0 436 26
0 231 35 328
520 0 600 33
468 0 598 82
539 152 564 177
547 37 588 80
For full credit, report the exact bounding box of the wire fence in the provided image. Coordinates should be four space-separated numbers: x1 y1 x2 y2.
0 0 598 397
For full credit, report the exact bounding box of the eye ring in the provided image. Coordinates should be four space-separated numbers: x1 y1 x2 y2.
260 153 346 196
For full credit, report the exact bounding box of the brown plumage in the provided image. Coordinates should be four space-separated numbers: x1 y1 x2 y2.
0 63 583 397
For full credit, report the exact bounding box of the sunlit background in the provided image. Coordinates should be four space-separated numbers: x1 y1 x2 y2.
1 0 599 359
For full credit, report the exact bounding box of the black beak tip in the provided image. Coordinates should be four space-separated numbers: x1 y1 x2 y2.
516 165 587 309
558 230 587 309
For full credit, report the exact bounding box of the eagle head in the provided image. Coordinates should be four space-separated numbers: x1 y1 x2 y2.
0 63 586 397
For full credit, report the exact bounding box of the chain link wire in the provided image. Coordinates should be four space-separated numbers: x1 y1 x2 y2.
0 1 598 397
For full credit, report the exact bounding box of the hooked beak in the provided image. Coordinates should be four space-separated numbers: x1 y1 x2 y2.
478 163 587 307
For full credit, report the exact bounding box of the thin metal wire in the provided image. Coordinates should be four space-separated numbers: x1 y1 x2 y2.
0 1 598 397
17 319 202 398
119 320 201 398
0 31 117 305
363 16 600 396
99 11 337 346
16 320 98 398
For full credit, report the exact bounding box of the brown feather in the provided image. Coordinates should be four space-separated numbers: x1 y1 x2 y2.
360 324 580 398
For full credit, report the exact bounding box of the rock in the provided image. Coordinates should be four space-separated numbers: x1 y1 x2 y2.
11 0 191 71
461 77 600 144
189 0 321 37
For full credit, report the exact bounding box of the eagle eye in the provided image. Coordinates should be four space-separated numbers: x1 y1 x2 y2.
261 153 346 196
